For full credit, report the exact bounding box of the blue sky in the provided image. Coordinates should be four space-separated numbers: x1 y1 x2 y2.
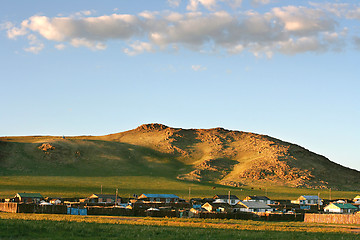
1 0 359 171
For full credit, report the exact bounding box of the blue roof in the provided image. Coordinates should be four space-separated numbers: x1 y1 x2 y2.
140 193 179 199
302 195 321 200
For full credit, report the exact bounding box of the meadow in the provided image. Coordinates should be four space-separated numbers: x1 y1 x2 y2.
0 212 359 239
1 175 358 200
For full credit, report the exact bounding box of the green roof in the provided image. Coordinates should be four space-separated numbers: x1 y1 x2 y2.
16 193 43 198
332 203 358 209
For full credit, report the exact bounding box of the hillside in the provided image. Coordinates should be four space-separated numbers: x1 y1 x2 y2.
0 123 359 191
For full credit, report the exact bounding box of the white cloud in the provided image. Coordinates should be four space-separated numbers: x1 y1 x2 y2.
346 7 360 20
6 21 28 39
71 38 107 50
187 0 245 11
5 3 357 56
168 0 182 8
227 44 244 54
251 0 271 7
187 0 218 11
55 43 66 50
187 0 199 11
226 0 243 9
23 34 44 54
139 11 159 19
164 12 184 22
271 6 336 35
123 41 153 56
24 44 44 54
191 64 207 71
277 37 325 55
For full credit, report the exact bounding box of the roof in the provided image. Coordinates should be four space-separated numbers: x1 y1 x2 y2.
239 201 271 209
139 194 180 199
245 196 271 201
329 203 358 209
354 195 360 199
90 194 119 199
213 195 239 200
16 193 43 198
299 195 322 200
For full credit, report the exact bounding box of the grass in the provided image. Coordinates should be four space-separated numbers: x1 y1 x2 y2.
0 213 359 239
1 134 359 200
1 175 358 200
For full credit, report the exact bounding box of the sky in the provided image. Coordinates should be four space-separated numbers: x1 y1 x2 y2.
1 0 359 171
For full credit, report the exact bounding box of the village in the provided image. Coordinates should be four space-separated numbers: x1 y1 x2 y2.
1 191 360 223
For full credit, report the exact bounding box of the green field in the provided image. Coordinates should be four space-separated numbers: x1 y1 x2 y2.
1 175 358 200
0 213 359 239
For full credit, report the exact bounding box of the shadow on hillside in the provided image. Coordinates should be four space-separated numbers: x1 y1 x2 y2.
0 139 185 179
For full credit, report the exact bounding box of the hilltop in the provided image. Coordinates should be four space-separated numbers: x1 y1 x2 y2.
1 123 359 191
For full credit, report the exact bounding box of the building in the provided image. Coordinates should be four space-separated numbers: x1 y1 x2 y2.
353 195 360 204
237 201 272 213
291 195 323 205
324 203 358 214
137 194 180 203
14 193 43 203
201 202 231 213
49 199 62 205
213 194 240 205
243 196 273 205
88 194 121 204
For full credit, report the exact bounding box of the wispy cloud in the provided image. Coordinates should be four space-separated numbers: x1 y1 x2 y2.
23 34 44 54
191 65 207 71
123 41 153 56
54 43 66 50
168 0 182 8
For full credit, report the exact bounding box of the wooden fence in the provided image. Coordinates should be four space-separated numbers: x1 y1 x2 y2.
304 213 360 224
0 203 18 213
0 203 67 214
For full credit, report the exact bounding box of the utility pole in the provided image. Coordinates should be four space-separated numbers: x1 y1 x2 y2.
115 188 118 207
228 190 231 205
101 185 103 194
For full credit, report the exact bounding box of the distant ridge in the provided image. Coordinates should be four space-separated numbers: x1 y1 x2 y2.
1 123 359 191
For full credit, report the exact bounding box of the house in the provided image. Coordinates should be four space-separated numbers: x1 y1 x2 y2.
137 194 180 203
14 193 43 203
237 201 272 213
213 194 240 205
324 203 358 214
201 202 214 212
232 204 247 213
49 199 62 205
243 196 273 205
353 195 360 204
202 202 231 213
291 195 323 205
88 194 121 204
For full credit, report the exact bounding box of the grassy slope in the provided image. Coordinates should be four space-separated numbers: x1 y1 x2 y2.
0 124 359 199
100 125 360 190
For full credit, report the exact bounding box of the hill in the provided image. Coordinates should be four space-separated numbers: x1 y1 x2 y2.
1 123 359 191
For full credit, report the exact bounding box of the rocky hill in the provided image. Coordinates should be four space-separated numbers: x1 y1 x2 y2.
1 123 359 190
